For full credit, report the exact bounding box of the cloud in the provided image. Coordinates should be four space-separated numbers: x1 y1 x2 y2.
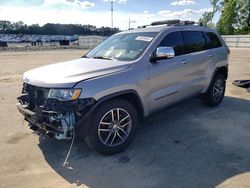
44 0 95 8
171 0 196 6
158 8 212 20
117 0 127 4
103 0 128 4
79 1 95 8
0 4 213 30
0 5 156 30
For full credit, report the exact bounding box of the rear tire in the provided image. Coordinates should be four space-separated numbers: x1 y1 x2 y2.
85 99 139 155
202 74 226 107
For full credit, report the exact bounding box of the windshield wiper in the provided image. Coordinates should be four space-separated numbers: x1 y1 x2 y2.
82 55 90 58
92 56 116 60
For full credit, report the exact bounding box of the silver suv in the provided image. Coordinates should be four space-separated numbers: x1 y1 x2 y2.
17 20 229 155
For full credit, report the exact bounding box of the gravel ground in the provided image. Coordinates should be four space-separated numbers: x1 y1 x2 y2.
0 48 249 188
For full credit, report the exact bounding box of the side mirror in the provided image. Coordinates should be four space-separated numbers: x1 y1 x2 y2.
150 47 175 63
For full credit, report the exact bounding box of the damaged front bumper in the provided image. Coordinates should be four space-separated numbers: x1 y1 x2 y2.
16 85 96 139
17 102 65 135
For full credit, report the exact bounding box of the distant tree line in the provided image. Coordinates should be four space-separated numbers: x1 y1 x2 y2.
0 20 120 36
199 0 250 35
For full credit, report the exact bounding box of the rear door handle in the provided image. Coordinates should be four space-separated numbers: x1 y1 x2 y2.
209 53 214 57
182 59 189 64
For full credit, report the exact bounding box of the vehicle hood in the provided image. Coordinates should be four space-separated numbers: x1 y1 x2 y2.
23 58 131 88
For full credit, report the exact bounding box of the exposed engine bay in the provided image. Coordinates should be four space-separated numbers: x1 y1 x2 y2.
17 83 95 140
49 112 76 140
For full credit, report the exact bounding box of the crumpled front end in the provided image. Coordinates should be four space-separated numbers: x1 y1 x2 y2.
17 83 95 139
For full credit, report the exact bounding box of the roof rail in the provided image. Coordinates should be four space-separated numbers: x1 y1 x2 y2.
151 19 181 26
178 20 203 26
138 20 203 28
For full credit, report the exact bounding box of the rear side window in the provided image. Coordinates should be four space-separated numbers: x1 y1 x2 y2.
158 31 184 56
183 31 206 54
205 32 222 49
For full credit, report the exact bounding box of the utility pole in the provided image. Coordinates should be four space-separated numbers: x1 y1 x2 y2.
129 18 130 30
111 0 114 29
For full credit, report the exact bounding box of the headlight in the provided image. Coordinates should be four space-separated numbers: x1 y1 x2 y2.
48 89 81 101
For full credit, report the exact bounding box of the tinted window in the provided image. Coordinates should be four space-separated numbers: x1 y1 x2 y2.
205 32 222 49
183 31 206 53
158 32 184 56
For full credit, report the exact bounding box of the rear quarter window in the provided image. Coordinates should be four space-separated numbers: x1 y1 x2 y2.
205 32 222 49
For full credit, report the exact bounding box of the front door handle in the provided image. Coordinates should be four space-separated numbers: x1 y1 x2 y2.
209 53 214 57
182 59 189 64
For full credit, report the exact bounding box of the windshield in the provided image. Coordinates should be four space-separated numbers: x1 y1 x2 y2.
85 32 158 61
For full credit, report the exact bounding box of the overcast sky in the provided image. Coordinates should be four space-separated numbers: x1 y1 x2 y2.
0 0 218 30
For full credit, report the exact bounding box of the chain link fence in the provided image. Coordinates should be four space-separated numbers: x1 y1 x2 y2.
78 36 107 49
1 35 250 49
78 35 250 49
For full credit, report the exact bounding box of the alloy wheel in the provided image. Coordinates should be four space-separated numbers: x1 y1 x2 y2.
213 79 224 103
98 108 132 147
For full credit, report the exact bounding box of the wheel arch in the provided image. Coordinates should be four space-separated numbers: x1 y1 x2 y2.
76 90 145 138
93 90 145 122
215 66 228 80
203 65 228 94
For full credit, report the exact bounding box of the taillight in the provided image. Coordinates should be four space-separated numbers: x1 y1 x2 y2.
227 48 230 54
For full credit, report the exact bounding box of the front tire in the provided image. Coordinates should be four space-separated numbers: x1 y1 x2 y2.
202 74 226 107
85 99 139 155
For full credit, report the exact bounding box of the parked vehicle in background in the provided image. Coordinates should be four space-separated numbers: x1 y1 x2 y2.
17 20 229 155
0 34 78 43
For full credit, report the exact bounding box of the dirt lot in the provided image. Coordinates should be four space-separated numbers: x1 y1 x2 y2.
0 49 249 188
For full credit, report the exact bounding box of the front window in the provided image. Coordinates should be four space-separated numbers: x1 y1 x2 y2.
85 32 158 61
158 31 185 56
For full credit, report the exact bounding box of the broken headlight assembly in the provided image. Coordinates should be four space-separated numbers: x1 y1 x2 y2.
48 89 81 101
